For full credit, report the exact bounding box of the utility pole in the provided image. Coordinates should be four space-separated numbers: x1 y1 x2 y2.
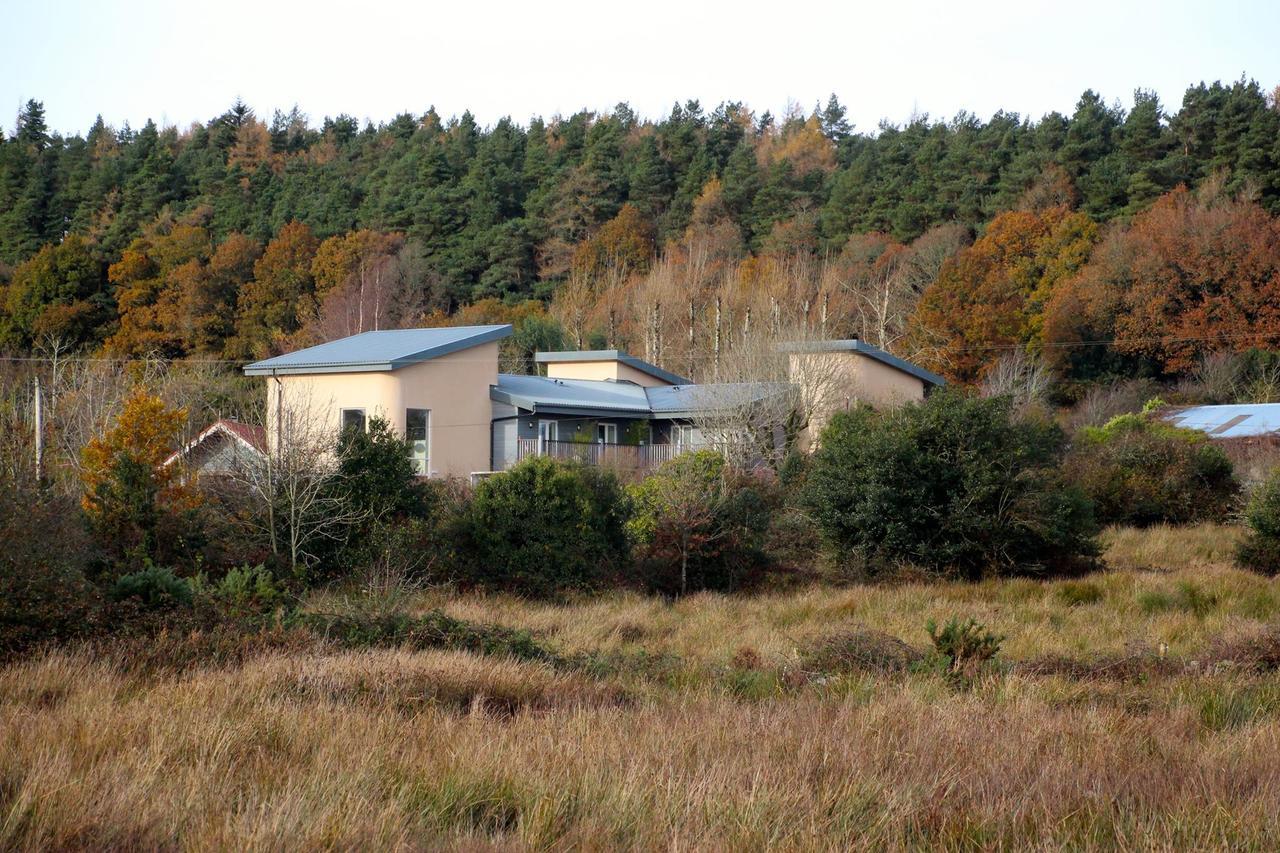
713 297 721 381
33 375 43 481
687 298 695 379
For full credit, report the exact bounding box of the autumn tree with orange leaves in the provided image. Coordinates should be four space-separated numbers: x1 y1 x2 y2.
80 390 199 568
912 207 1097 384
1044 183 1280 377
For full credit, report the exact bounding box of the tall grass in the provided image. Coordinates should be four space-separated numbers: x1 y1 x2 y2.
5 523 1280 849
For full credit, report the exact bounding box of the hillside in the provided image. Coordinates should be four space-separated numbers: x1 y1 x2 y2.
2 79 1279 384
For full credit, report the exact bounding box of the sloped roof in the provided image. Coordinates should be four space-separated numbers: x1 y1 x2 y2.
491 374 788 419
1164 403 1280 439
533 350 691 385
163 419 267 467
777 339 946 387
491 374 652 415
244 325 512 375
645 382 793 418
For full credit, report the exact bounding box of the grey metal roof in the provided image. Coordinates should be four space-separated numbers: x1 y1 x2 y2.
491 374 787 419
244 325 512 375
777 339 946 387
533 350 691 385
1164 403 1280 439
491 374 652 416
645 382 793 418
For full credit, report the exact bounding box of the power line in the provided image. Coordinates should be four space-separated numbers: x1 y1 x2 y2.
3 328 1280 367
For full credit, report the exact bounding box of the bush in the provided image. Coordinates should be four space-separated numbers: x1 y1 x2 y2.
109 562 193 609
925 617 1003 680
301 609 556 663
0 482 101 655
462 456 630 596
315 416 435 578
627 451 778 594
196 564 284 613
1238 469 1280 575
805 390 1098 578
1064 410 1238 526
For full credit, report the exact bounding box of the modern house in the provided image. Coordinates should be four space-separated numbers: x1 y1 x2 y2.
175 324 944 479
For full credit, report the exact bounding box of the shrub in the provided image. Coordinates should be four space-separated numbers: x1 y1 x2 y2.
627 451 778 594
462 456 629 596
801 629 924 675
1238 469 1280 575
805 390 1098 578
0 482 101 655
301 609 556 663
1064 410 1238 526
196 564 284 613
925 617 1003 679
109 562 193 609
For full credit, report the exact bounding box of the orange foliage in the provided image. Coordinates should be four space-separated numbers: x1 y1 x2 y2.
912 207 1097 383
1044 187 1280 375
231 221 320 358
80 390 196 518
570 204 655 282
105 225 212 357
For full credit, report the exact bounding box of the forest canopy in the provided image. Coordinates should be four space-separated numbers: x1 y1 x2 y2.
2 78 1279 383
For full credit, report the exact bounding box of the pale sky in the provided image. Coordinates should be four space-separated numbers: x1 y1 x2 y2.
4 0 1279 135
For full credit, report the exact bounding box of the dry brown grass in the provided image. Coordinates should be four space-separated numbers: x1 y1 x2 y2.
6 524 1280 850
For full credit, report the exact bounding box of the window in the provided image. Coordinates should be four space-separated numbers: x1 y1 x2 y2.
596 422 617 445
406 408 429 475
340 408 366 433
538 420 559 442
674 424 695 450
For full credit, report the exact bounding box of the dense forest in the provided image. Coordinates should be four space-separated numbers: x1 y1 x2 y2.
2 78 1279 383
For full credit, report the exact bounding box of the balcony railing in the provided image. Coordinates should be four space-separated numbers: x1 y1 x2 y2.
514 437 681 470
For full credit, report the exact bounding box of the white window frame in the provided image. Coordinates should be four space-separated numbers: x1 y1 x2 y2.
597 422 618 445
406 408 430 476
674 423 695 450
538 420 559 441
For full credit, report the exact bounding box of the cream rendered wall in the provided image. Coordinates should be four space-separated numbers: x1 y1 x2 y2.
543 359 672 387
264 341 500 478
789 350 925 450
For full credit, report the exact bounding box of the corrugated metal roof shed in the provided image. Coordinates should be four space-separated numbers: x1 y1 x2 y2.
1164 403 1280 438
244 325 512 375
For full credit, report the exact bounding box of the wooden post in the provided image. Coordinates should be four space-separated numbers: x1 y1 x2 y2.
33 375 43 481
713 297 721 381
821 294 829 337
743 305 751 346
687 298 695 378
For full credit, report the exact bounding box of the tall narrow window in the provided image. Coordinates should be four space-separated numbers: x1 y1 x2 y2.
674 424 694 450
538 420 558 442
596 422 617 445
406 408 429 475
341 408 366 433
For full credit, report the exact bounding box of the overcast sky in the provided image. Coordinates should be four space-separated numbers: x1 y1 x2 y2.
4 0 1279 135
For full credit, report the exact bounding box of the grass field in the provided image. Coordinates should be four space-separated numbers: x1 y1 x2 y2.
6 524 1280 850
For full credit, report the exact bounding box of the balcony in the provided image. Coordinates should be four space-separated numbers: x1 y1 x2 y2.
514 437 681 471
